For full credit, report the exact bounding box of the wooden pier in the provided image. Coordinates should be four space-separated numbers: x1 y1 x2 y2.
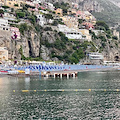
41 71 78 78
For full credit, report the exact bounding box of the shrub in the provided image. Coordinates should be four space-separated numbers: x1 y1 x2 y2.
16 12 25 18
44 27 52 31
112 36 118 40
19 23 28 35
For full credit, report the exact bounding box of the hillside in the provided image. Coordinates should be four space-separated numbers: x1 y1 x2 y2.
92 0 120 27
0 0 120 64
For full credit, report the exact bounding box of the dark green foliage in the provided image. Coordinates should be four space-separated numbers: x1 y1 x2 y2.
99 36 106 42
112 36 118 40
25 4 35 9
16 12 25 18
96 21 109 31
78 19 84 24
28 15 37 25
44 27 52 31
58 32 68 43
70 48 85 64
101 42 106 47
11 8 14 12
52 19 64 26
106 34 111 39
89 30 98 39
54 38 66 50
0 9 4 14
19 23 28 35
2 6 9 9
14 4 18 7
53 2 69 15
44 14 53 19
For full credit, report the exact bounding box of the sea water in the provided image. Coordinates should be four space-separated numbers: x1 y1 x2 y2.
0 71 120 119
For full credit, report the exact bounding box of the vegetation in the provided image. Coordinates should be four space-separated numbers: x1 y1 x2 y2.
16 12 25 18
54 2 70 15
112 36 118 40
19 23 28 35
0 9 4 14
96 21 109 31
2 6 9 9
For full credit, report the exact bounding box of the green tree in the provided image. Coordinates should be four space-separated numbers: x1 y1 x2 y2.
19 23 28 35
112 36 118 40
0 9 4 14
96 21 109 31
16 12 25 18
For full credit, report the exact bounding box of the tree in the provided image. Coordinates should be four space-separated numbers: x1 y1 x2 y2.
112 36 118 40
2 6 9 9
44 14 53 19
0 9 4 14
96 21 109 31
16 12 25 18
19 23 28 35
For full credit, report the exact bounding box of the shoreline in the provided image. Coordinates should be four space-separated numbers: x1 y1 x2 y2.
0 67 117 78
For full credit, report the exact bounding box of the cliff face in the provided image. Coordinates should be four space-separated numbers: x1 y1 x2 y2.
0 27 120 62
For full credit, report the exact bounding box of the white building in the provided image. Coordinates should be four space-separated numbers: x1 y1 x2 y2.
0 18 10 31
3 12 16 21
36 14 46 26
58 24 85 40
92 30 104 36
45 2 55 11
88 52 104 64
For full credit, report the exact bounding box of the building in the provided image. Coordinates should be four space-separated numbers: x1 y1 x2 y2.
113 30 119 40
55 8 63 16
58 24 85 40
0 47 8 61
0 0 4 6
3 12 16 21
5 0 25 9
61 16 78 29
44 2 55 11
79 29 91 41
82 22 94 30
0 18 10 31
10 27 21 39
88 52 104 64
36 14 46 26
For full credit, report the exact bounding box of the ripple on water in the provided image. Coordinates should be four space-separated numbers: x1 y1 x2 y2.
0 92 120 119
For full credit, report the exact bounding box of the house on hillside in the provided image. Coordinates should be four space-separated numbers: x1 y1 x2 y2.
55 8 63 16
58 24 87 40
5 0 25 9
0 18 10 31
79 29 92 41
3 12 16 21
82 22 94 30
88 52 104 64
36 14 46 26
61 16 78 29
0 0 4 6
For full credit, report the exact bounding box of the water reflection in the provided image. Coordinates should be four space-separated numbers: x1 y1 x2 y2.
0 71 120 119
25 77 30 90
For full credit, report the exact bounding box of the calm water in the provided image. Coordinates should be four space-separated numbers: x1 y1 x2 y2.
0 71 120 119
